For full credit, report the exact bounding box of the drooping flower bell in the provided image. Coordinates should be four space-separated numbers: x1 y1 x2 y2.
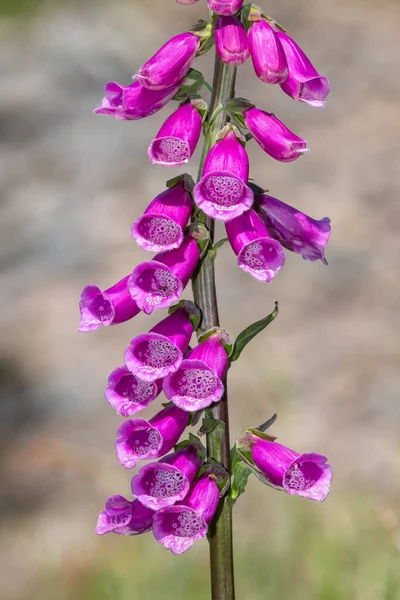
95 495 155 536
214 16 250 66
244 108 308 162
124 302 200 382
248 18 287 84
255 193 331 263
225 209 285 282
237 429 332 502
153 475 220 554
276 30 330 107
131 441 204 510
163 330 229 411
78 276 140 333
128 235 200 315
131 178 193 253
94 80 182 120
105 366 163 417
135 32 200 91
148 100 203 167
207 0 244 16
193 129 253 221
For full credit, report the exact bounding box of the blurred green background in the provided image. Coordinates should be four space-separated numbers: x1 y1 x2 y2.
1 0 399 598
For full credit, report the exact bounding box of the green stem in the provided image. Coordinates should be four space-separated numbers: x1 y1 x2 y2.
191 54 237 600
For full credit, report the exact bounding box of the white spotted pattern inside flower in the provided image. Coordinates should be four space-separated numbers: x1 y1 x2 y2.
172 510 205 537
114 375 155 404
175 368 218 399
90 296 114 322
146 469 186 498
138 216 181 248
285 463 315 491
203 175 244 208
129 428 161 456
109 510 131 527
153 138 189 163
138 268 179 306
242 241 277 271
137 339 179 371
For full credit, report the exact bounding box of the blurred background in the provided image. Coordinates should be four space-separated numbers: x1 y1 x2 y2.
1 0 400 598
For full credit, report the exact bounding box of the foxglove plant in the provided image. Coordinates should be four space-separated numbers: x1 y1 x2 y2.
85 1 333 597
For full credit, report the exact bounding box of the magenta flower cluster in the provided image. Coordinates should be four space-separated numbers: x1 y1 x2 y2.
82 0 333 556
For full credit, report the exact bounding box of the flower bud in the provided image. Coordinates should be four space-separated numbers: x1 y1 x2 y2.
148 101 203 167
94 80 181 120
115 405 190 468
276 31 330 107
193 130 253 221
135 32 200 91
131 179 193 253
128 235 200 314
255 194 331 263
225 209 285 282
214 16 250 66
207 0 244 16
78 277 140 332
244 108 308 162
248 19 287 84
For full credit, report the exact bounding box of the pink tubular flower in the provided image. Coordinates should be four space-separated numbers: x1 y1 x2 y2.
193 131 253 221
131 442 203 510
124 305 197 381
214 16 250 66
163 331 228 411
248 19 288 84
148 101 203 167
225 209 285 282
207 0 244 16
241 431 332 502
131 180 193 253
244 108 308 162
135 32 200 91
255 194 331 264
78 276 140 333
115 405 190 469
276 31 330 107
94 80 182 120
128 236 200 315
95 495 154 536
105 366 163 417
153 475 220 554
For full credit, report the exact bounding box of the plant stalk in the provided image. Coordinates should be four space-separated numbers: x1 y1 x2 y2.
191 53 237 600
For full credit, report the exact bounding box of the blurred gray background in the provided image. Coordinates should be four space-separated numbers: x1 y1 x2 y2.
1 0 399 598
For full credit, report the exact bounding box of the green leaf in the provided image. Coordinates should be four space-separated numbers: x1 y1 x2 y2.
173 69 205 101
256 413 278 432
229 446 252 504
213 237 228 251
229 301 279 362
197 417 221 436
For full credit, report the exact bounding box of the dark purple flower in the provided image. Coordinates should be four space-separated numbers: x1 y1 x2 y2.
124 305 197 381
94 80 182 120
95 495 154 536
207 0 244 16
135 32 200 91
255 194 331 264
148 101 203 167
128 236 200 315
105 366 163 417
131 442 203 510
163 331 229 411
131 179 193 253
193 130 253 221
276 31 330 107
244 108 308 162
248 19 288 84
242 431 332 502
78 276 140 333
225 209 285 282
214 16 250 66
153 475 220 554
115 405 190 469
